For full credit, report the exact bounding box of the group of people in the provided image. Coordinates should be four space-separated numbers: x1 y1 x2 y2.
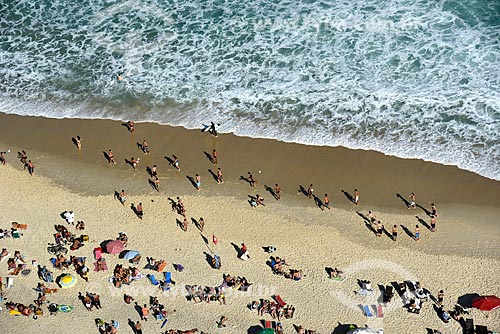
249 298 295 321
185 285 226 305
80 291 102 311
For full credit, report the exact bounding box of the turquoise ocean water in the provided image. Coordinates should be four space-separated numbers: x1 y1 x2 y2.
1 0 499 179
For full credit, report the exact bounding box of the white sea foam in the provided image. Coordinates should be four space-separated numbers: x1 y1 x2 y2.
1 0 499 180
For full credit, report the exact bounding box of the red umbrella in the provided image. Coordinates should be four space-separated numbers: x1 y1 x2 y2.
105 240 124 254
472 295 500 311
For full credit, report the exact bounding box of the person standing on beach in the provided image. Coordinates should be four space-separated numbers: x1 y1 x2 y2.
0 151 6 165
376 221 383 237
274 184 281 200
212 149 218 164
431 203 438 217
134 321 143 334
195 174 201 191
75 136 82 150
119 190 126 205
322 194 331 210
409 192 416 209
27 160 35 175
415 225 420 241
430 215 437 232
130 157 139 170
172 155 180 171
108 149 116 164
307 184 314 198
142 140 149 154
153 176 160 191
248 172 256 187
198 217 205 232
217 168 223 184
392 225 398 241
136 203 143 220
354 189 359 205
437 290 444 306
151 165 158 177
127 121 135 133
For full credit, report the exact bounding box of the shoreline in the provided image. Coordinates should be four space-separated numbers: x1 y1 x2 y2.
0 113 499 333
0 112 499 260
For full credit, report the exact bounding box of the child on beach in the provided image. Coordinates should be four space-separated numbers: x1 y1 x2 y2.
415 225 420 241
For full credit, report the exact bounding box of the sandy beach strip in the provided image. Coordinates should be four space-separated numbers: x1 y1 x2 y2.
0 113 499 333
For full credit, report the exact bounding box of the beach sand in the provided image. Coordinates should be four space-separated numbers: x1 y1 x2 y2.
0 113 499 334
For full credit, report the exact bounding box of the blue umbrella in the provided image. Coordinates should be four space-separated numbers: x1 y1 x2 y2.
123 250 140 260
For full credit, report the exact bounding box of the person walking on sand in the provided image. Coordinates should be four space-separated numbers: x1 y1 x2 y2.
217 168 223 184
322 193 331 210
437 290 444 306
134 320 143 334
198 217 205 232
108 149 116 164
0 151 6 165
119 190 126 205
354 188 359 205
27 160 35 175
151 164 158 177
307 184 314 198
142 140 149 154
136 203 143 220
367 210 376 223
415 224 420 241
182 217 189 231
195 174 201 191
172 155 180 171
409 192 416 209
392 225 398 241
248 172 256 187
212 149 218 164
274 184 281 200
256 194 265 206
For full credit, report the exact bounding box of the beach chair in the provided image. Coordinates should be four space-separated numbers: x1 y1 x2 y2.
156 261 167 272
475 325 488 334
164 272 172 284
376 305 384 318
274 295 286 308
7 277 14 288
264 320 272 328
363 305 374 317
213 254 221 269
464 319 474 334
148 274 160 286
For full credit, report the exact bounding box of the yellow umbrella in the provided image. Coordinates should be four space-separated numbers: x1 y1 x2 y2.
58 273 77 288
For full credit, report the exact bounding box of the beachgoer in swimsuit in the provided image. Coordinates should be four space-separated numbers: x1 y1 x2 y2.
376 221 383 237
217 168 223 184
307 184 313 198
248 172 256 187
195 174 201 191
409 192 416 209
172 155 180 171
108 149 116 164
0 151 6 165
322 194 331 210
212 149 218 164
274 184 281 200
415 225 420 241
127 121 135 133
27 160 34 175
119 190 126 205
354 188 359 205
142 140 149 154
136 203 143 220
392 225 398 241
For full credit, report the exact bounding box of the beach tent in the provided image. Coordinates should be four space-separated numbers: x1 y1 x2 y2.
57 273 77 289
105 240 124 254
472 295 500 311
348 328 384 334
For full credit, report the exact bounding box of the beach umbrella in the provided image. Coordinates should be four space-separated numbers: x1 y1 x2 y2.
105 240 124 254
472 295 500 311
58 273 76 289
123 250 140 260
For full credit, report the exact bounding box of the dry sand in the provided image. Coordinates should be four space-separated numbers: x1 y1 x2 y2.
0 113 499 334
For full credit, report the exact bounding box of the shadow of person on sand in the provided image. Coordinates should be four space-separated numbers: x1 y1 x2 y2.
264 185 277 199
415 216 431 231
230 242 241 258
239 175 252 185
186 175 198 190
400 224 415 240
356 211 370 223
203 251 215 268
416 203 432 217
102 151 111 163
203 151 215 164
396 193 412 209
313 195 323 209
298 185 309 197
208 169 218 182
341 190 356 204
